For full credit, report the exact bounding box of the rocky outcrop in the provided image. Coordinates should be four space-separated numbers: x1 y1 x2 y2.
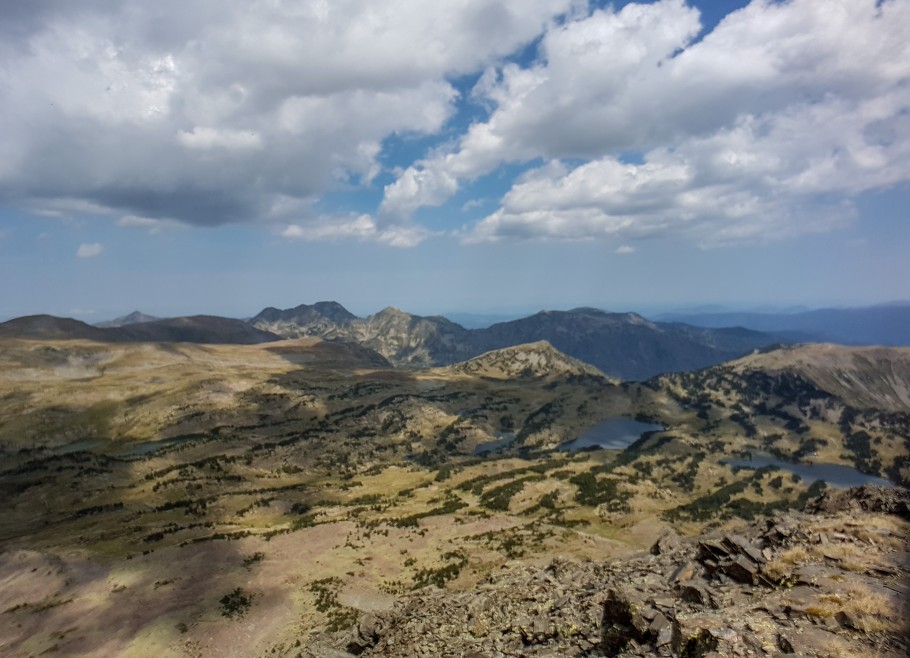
303 486 909 658
805 483 910 518
444 341 609 381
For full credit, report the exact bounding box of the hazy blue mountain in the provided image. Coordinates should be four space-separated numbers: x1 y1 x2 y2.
441 312 531 329
95 311 161 328
658 303 910 346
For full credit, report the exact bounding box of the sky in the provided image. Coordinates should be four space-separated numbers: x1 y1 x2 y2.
1 0 909 321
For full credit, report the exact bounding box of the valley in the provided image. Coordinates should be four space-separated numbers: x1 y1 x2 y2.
0 333 907 657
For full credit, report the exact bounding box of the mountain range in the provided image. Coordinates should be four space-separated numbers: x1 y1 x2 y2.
5 301 901 380
250 303 782 380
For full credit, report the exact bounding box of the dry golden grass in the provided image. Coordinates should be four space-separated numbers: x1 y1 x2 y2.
762 546 809 581
764 521 907 581
819 518 909 550
799 583 899 633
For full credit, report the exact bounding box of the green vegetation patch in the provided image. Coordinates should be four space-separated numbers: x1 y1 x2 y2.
388 493 467 528
569 471 630 512
412 551 467 589
307 577 359 632
664 470 827 522
219 587 253 619
478 475 541 511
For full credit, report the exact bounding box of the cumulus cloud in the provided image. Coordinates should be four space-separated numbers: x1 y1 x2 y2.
4 0 909 250
178 127 263 151
0 0 575 231
385 0 910 245
77 243 103 258
282 214 432 248
117 214 180 234
615 245 636 255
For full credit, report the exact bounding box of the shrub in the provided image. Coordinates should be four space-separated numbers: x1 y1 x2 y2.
219 587 253 618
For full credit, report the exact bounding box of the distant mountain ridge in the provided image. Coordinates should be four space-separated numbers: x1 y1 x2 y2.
0 302 791 380
0 314 279 345
250 302 782 380
658 303 910 346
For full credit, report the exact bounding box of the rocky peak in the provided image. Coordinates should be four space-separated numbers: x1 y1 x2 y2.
446 340 608 381
312 301 358 323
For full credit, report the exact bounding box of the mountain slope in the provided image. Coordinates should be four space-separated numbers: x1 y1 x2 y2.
732 343 910 413
117 315 280 344
474 308 777 380
650 343 910 486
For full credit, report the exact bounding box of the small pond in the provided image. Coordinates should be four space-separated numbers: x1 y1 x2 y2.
56 438 104 454
723 452 893 488
557 418 664 452
473 432 516 455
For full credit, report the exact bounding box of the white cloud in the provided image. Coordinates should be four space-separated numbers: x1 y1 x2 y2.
615 245 635 254
381 166 459 218
178 127 263 151
391 0 910 246
3 0 908 250
282 214 432 248
117 214 180 234
0 0 576 229
465 87 902 246
375 224 433 248
77 243 103 258
283 215 377 242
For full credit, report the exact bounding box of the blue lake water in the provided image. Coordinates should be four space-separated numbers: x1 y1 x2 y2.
723 452 893 488
473 432 516 455
557 418 664 452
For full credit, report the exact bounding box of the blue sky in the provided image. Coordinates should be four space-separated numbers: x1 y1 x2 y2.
1 0 908 321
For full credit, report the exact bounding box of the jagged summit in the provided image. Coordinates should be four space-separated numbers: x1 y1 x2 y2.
250 301 358 338
444 340 609 381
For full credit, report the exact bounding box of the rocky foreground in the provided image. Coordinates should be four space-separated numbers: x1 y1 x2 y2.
306 486 909 658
